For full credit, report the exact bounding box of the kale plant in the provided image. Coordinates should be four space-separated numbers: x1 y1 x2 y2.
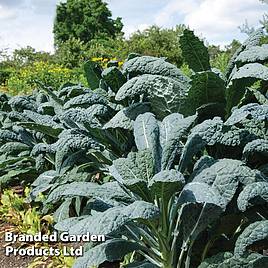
1 27 267 192
0 27 267 268
47 104 268 268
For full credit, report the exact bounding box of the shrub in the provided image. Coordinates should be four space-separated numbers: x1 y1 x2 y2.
6 61 86 95
54 25 186 68
126 25 185 66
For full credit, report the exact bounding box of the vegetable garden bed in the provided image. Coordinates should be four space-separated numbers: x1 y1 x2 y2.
0 28 268 267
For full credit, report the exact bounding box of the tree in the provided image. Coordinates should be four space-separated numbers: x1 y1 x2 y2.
53 0 123 46
209 39 241 73
12 46 53 66
239 1 268 37
55 38 88 68
126 25 186 66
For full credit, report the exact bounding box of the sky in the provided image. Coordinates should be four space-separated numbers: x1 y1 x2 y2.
0 0 267 53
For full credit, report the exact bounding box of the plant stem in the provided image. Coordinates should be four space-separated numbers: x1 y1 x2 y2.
139 250 162 267
185 240 194 268
170 205 183 265
201 238 215 261
177 245 187 268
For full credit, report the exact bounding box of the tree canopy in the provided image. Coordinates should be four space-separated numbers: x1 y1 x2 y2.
126 25 186 66
53 0 123 46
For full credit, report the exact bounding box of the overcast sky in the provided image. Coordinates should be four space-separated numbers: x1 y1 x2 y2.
0 0 267 53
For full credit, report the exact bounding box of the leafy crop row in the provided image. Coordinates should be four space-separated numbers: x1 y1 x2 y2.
0 29 267 267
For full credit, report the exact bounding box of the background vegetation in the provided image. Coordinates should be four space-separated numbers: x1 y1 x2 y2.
3 0 266 95
0 0 267 267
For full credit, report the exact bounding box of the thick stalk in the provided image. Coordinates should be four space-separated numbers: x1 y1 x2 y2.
177 244 187 268
185 240 194 268
149 222 172 267
170 206 183 266
139 251 162 267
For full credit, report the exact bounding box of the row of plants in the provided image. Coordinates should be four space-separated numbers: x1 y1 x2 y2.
0 28 267 267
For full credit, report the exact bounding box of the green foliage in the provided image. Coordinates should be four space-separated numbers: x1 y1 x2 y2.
53 0 123 46
54 38 89 68
0 31 268 267
0 187 53 235
52 105 267 267
6 61 86 95
28 247 75 268
210 53 230 73
225 28 268 114
12 46 53 66
54 25 186 68
180 29 211 72
86 36 128 60
210 40 241 73
84 61 103 89
1 29 267 190
126 25 186 66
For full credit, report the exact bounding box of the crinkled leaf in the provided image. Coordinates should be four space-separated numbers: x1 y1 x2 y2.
73 239 142 268
32 170 57 187
185 71 226 115
57 84 85 98
18 122 63 138
199 252 268 268
180 202 222 243
234 220 268 256
54 217 85 232
54 132 102 172
102 66 126 92
179 117 223 172
159 113 184 146
161 114 197 170
225 104 268 126
178 182 225 208
148 170 185 202
231 63 268 82
68 201 160 235
53 198 72 222
123 55 189 83
237 182 268 212
180 29 210 72
239 88 268 107
218 125 258 147
116 74 189 118
192 159 262 207
0 168 35 187
225 105 268 140
242 139 268 164
104 103 151 130
60 104 109 128
198 252 234 268
134 113 161 171
110 150 154 199
46 181 133 204
0 142 29 155
190 156 217 179
8 96 38 112
225 28 264 78
63 92 107 109
235 44 268 65
84 61 102 89
226 59 268 113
